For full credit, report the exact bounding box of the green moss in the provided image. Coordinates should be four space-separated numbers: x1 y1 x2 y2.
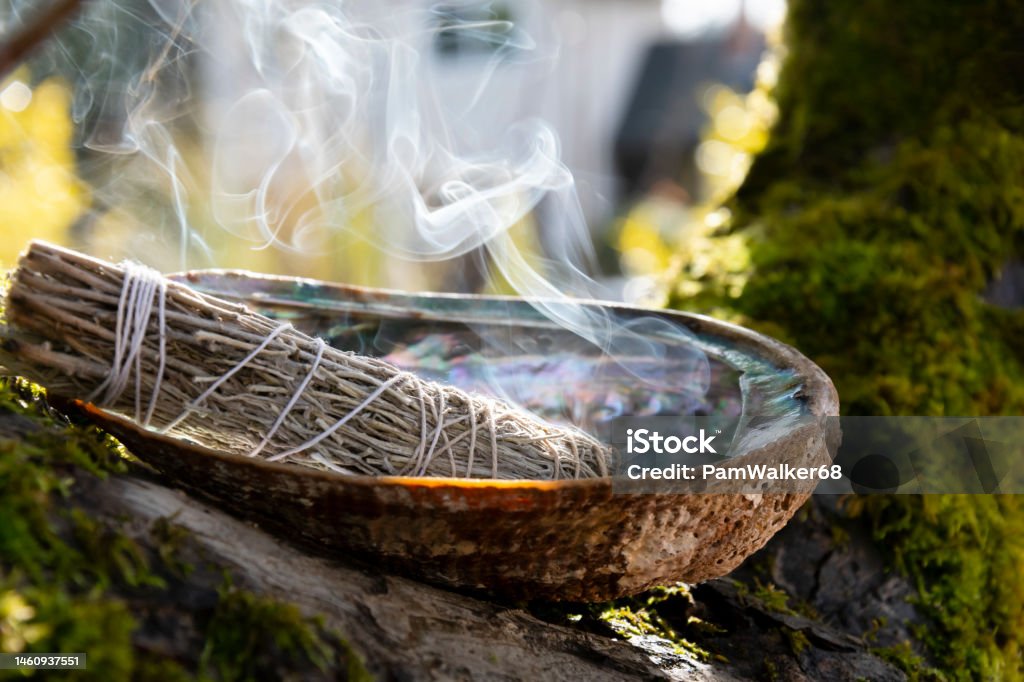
594 584 715 661
667 1 1024 678
0 378 150 678
871 641 932 681
684 616 726 637
748 580 797 617
847 494 1024 678
133 656 196 682
732 575 818 621
0 378 370 680
150 516 196 579
862 616 887 644
828 523 851 549
202 579 372 682
783 628 810 657
11 587 138 678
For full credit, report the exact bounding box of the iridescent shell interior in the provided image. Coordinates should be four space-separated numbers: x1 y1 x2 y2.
172 272 807 445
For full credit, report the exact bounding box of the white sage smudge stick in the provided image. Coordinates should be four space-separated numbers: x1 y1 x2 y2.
0 241 614 479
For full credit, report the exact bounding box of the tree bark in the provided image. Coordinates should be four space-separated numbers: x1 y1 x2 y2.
667 0 1024 676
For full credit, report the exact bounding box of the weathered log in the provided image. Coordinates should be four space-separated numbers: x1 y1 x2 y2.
1 395 906 680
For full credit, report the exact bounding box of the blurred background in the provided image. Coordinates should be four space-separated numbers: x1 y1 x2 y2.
0 0 783 301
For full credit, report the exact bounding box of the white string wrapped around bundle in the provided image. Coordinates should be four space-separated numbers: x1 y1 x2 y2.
0 241 614 480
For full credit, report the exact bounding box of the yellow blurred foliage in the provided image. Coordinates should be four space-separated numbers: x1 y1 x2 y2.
0 70 87 268
617 205 675 276
0 590 50 653
614 50 780 304
696 76 776 203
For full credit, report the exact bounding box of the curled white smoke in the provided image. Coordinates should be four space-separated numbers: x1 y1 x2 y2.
46 0 710 403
